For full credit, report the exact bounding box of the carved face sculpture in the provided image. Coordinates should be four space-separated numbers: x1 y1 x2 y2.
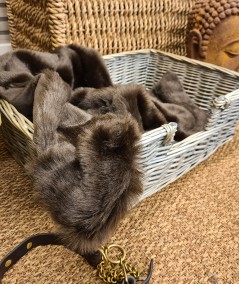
187 0 239 72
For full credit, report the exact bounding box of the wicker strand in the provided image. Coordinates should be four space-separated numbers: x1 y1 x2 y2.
6 0 196 54
47 0 67 49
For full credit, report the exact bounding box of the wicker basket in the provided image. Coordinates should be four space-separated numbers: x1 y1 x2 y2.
5 0 195 55
1 49 239 203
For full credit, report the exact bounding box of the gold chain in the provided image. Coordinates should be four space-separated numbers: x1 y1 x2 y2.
97 244 140 284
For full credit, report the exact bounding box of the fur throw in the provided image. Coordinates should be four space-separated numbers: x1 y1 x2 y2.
70 72 208 140
0 44 208 140
0 45 112 120
28 70 142 253
0 45 208 253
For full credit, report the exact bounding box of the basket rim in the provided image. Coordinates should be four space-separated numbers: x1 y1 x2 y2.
103 49 239 78
0 99 33 139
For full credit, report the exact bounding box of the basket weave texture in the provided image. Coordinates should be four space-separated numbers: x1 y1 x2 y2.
1 49 239 203
5 0 195 55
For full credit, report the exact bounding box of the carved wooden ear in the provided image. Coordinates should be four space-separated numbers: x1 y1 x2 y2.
187 29 205 60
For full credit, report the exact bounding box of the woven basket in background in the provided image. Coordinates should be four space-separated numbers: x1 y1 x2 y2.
1 49 239 203
5 0 195 55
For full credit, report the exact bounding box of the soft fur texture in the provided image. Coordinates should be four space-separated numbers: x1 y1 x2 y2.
150 72 208 140
0 45 112 120
28 70 142 253
70 73 208 139
0 44 208 140
0 45 209 253
70 85 167 132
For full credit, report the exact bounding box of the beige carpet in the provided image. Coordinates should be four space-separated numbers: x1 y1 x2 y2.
0 126 239 284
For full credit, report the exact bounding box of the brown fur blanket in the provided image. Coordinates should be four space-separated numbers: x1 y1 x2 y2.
27 70 142 253
70 72 208 140
0 45 208 253
0 45 112 120
0 45 208 140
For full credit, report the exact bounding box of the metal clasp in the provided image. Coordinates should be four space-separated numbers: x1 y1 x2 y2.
97 244 153 284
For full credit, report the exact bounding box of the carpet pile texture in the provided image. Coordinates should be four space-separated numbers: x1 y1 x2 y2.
0 126 238 283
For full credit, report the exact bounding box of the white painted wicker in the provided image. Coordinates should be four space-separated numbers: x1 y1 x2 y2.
0 49 239 203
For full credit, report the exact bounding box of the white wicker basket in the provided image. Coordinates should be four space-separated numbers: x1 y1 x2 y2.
1 49 239 203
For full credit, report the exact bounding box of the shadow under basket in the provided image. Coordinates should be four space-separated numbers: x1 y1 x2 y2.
1 49 239 204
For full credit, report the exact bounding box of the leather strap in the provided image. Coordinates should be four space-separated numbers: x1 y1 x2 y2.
141 259 154 284
0 233 153 283
0 233 60 281
0 232 101 283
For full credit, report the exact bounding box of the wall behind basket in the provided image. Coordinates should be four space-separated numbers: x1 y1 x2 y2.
0 0 11 55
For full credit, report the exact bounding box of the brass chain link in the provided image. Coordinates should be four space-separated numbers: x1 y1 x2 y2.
97 244 140 284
